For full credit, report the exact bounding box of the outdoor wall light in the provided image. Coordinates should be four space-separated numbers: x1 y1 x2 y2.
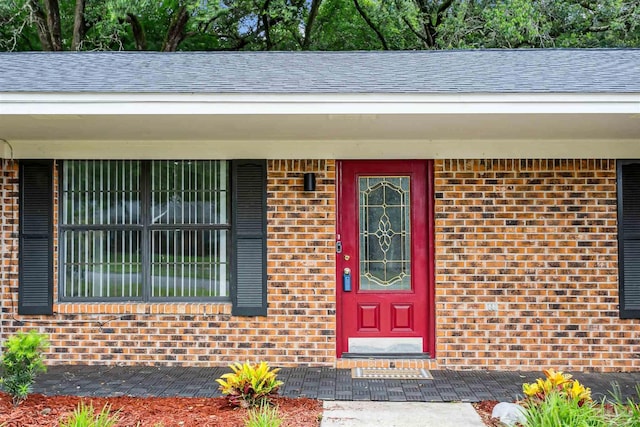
303 172 317 192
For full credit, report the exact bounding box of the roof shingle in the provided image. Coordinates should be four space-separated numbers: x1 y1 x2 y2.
1 49 638 94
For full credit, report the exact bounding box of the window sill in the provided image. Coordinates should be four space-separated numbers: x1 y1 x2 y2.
54 302 232 316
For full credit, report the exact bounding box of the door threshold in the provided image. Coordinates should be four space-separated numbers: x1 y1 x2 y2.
341 352 431 359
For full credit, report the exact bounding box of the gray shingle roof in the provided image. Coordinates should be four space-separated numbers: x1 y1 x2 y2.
1 49 638 94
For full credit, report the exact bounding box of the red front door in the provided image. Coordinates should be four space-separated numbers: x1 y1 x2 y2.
337 160 434 357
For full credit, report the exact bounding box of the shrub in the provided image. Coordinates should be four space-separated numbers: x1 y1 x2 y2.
0 330 49 405
245 402 283 427
59 402 119 427
216 361 284 408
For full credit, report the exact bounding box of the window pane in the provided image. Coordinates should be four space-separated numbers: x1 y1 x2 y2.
150 229 228 298
63 160 141 225
359 176 411 291
62 230 142 299
151 160 228 225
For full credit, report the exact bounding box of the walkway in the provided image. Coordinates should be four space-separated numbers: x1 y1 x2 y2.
33 365 640 402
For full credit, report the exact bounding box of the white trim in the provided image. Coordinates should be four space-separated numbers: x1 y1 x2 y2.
7 138 640 160
1 93 639 115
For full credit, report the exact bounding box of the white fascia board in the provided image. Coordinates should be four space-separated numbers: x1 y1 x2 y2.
0 93 638 115
8 138 640 160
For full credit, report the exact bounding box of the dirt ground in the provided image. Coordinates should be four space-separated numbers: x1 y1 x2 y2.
0 393 323 427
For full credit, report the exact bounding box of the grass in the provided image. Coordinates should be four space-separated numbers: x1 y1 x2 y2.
244 403 282 427
58 402 119 427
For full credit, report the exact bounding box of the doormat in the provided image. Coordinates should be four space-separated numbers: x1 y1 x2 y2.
351 368 433 380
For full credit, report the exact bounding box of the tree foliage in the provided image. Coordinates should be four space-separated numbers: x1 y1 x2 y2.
0 0 638 51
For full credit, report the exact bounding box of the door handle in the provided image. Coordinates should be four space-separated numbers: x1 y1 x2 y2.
343 268 352 292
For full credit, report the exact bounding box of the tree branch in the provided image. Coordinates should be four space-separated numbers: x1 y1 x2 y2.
71 0 86 51
43 0 62 50
302 0 322 50
577 0 597 12
126 13 147 50
162 5 189 52
589 25 611 32
27 0 53 51
261 0 273 50
197 12 224 34
353 0 388 50
425 0 455 48
402 16 430 47
436 0 455 16
435 0 455 28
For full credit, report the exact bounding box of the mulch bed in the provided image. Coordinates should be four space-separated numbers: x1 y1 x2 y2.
473 400 502 427
0 393 322 427
0 392 538 427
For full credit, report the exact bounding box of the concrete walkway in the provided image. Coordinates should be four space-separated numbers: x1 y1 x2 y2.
320 401 486 427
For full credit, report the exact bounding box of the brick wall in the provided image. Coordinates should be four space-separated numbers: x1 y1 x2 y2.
0 160 19 352
434 159 638 371
2 157 639 371
266 160 336 365
0 159 336 367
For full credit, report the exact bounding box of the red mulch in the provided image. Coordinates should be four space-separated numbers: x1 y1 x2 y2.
0 392 518 427
0 393 322 427
472 400 502 427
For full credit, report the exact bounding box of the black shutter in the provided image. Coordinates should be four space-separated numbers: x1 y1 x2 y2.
618 160 640 319
19 160 54 315
231 160 267 316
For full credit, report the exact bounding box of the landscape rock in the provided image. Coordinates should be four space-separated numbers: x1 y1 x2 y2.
491 402 526 426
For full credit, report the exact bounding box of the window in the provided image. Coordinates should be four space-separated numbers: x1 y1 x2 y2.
60 160 230 301
19 159 265 315
618 160 640 319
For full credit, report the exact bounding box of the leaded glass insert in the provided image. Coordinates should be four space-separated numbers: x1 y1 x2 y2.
359 176 411 291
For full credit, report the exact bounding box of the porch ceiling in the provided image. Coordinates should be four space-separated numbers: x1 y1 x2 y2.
0 93 638 159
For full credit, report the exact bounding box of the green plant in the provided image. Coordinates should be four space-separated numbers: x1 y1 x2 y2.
610 383 640 426
216 361 284 408
520 369 617 427
523 368 592 405
245 402 283 427
59 402 119 427
521 390 609 427
0 330 49 405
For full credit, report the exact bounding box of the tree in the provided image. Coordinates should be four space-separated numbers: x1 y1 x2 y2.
0 0 638 51
0 0 330 51
0 0 226 51
313 0 423 50
437 0 640 48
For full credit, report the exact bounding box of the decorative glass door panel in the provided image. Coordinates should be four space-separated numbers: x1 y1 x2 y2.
359 176 411 291
337 161 434 358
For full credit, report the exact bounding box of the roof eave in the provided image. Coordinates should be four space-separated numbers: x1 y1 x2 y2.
1 92 638 115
